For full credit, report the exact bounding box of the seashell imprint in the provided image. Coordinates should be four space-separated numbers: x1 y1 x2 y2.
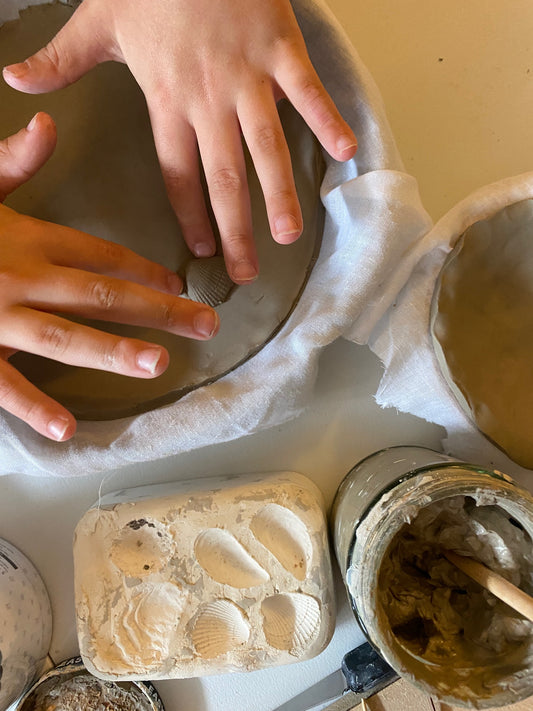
250 504 313 581
184 256 235 307
192 599 250 658
119 581 187 667
129 581 186 637
261 593 321 653
110 518 174 577
194 528 269 588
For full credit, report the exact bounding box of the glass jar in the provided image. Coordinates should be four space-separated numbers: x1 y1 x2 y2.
331 445 533 708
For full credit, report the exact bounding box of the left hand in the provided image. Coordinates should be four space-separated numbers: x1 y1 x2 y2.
2 0 357 284
0 113 219 441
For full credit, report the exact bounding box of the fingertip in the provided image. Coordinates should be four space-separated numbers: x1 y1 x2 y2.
166 271 184 296
0 111 57 199
335 134 358 162
230 260 259 285
3 28 98 95
273 214 302 244
21 111 58 171
191 241 217 259
136 347 170 376
26 111 57 141
2 60 46 94
275 231 301 245
2 62 27 88
47 414 76 441
26 113 39 132
193 308 220 339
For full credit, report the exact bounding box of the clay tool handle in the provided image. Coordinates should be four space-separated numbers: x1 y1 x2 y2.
444 550 533 623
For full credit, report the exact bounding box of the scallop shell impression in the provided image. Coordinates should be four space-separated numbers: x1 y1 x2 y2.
194 528 269 588
191 599 250 658
110 518 175 577
261 593 321 654
250 504 313 581
184 256 235 307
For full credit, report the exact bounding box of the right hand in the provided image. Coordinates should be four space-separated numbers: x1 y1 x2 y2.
2 0 357 284
0 113 219 442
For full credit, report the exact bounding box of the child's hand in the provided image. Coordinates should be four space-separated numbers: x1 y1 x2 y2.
0 113 219 441
3 0 357 284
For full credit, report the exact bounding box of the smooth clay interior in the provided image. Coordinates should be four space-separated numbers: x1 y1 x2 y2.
431 198 533 469
0 1 325 420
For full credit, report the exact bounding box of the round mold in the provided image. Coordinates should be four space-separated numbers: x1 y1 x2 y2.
431 198 533 469
0 2 325 421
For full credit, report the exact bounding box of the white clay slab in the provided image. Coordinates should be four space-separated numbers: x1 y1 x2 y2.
73 472 335 680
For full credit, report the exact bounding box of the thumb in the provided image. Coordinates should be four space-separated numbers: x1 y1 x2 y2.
0 112 57 202
2 2 116 94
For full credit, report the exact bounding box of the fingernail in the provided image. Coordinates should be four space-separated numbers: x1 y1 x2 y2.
232 260 258 283
194 309 219 338
47 416 70 441
3 62 28 79
336 135 358 157
26 113 39 132
137 347 163 374
274 214 301 241
167 272 183 295
193 242 215 258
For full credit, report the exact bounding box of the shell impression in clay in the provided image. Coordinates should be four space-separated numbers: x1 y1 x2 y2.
191 599 250 658
119 581 187 667
194 528 269 588
184 256 235 307
250 504 313 581
110 519 175 577
261 593 321 653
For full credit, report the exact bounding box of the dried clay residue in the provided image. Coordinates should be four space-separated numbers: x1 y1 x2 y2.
378 495 533 669
23 673 152 711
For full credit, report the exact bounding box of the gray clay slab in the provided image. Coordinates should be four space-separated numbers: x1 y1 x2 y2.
0 3 325 420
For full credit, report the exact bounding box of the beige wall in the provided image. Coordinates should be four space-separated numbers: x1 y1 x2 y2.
325 0 533 220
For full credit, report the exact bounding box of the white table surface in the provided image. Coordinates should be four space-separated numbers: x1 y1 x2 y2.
1 1 532 710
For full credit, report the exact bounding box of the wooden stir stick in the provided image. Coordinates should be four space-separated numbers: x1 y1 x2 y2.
444 550 533 623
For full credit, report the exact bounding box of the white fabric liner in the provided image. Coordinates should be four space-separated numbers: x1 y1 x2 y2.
2 0 532 477
369 172 533 482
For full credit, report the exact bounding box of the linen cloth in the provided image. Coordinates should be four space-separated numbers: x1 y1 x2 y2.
2 0 531 477
367 172 533 483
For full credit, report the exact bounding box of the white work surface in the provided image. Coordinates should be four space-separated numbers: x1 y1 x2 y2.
1 1 533 710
